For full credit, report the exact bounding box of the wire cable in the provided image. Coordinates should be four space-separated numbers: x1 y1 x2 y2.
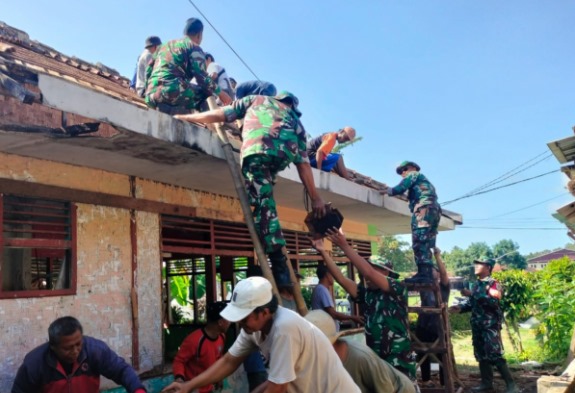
459 226 564 230
186 0 261 81
441 169 560 206
449 151 552 202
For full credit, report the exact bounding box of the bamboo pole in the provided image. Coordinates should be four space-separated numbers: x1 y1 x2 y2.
204 97 310 315
204 97 283 300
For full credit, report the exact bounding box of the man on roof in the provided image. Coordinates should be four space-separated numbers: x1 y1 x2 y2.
144 18 231 114
204 53 234 101
307 127 356 179
132 36 162 97
174 91 325 288
381 161 440 283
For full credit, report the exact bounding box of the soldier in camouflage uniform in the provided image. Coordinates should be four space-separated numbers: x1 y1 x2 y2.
144 18 231 114
313 232 416 380
174 92 325 287
450 258 518 393
381 161 440 283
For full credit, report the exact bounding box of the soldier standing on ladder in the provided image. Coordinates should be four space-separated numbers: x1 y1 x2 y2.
381 161 441 284
175 92 326 287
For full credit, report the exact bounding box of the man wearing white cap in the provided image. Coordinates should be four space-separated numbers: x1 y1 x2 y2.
305 310 416 393
161 277 359 393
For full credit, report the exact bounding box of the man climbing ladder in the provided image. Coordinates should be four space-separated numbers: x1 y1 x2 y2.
175 91 325 287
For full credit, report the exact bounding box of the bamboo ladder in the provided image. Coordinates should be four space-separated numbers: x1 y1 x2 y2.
406 281 463 393
204 97 308 316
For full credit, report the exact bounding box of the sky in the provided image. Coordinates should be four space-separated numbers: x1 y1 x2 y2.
2 1 575 255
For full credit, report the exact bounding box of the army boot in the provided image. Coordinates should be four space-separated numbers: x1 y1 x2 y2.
268 250 292 288
471 361 494 392
495 361 518 393
404 264 433 284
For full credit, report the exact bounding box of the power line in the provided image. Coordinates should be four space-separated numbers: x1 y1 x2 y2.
488 192 570 218
186 0 261 81
441 169 560 206
464 192 569 221
449 151 552 202
459 226 564 231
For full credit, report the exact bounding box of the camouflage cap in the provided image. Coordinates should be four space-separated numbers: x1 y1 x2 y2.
396 161 421 175
275 91 302 117
368 256 400 279
474 256 496 269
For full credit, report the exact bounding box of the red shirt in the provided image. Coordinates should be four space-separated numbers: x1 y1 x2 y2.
173 328 225 393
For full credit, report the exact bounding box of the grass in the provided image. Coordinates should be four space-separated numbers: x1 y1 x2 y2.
451 327 542 366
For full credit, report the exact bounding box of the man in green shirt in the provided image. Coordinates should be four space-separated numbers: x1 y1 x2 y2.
145 18 231 113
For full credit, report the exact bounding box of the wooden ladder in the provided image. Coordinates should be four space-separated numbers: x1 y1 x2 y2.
406 282 462 393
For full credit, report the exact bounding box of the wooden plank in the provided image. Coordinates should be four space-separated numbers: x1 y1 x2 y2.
0 178 196 216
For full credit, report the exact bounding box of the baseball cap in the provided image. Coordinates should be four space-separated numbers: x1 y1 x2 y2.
368 256 400 279
474 256 496 269
396 161 421 175
305 310 343 344
275 91 302 117
145 36 162 48
220 277 273 322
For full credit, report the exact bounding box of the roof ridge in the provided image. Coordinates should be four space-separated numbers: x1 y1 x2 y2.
0 21 127 82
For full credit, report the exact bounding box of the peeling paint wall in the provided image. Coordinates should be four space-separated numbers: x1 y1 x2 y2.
0 204 134 391
0 152 372 391
135 211 163 371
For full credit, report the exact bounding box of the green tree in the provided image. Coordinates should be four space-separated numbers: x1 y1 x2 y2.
493 239 526 269
493 269 534 354
377 235 415 273
451 242 493 280
533 257 575 361
442 246 466 274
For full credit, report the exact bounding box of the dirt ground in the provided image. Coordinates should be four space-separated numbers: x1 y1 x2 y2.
423 364 560 392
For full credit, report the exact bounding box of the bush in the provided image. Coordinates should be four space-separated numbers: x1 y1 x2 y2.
449 312 471 332
533 257 575 361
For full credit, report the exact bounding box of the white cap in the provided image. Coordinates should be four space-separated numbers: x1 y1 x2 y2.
305 310 343 344
220 277 273 322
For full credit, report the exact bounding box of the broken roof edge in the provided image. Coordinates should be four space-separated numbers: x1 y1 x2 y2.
0 21 128 86
33 73 461 230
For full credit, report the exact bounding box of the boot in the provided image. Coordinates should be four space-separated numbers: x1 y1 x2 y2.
471 361 494 392
495 360 518 393
268 250 292 288
404 264 433 284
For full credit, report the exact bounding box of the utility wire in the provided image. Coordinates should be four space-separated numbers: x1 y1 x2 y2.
450 151 552 202
459 226 564 230
187 0 261 81
488 192 569 219
441 169 560 206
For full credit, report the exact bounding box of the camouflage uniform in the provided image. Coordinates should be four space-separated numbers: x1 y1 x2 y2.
144 36 220 112
388 172 440 266
223 95 308 254
355 280 416 379
459 277 504 363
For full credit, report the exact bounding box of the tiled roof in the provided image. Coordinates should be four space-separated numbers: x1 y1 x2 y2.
0 21 393 192
0 21 143 106
527 248 575 263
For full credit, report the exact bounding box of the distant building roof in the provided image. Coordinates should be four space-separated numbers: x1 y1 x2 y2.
527 249 575 264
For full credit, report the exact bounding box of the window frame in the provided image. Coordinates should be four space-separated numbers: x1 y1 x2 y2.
0 193 77 299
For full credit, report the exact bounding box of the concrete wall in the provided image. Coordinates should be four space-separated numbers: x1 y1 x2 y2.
0 152 371 391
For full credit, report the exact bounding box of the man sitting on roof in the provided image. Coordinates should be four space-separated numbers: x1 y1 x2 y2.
144 18 231 114
131 36 162 97
307 127 356 180
173 91 325 287
204 53 234 102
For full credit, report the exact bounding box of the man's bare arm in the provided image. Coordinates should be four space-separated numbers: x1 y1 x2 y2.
174 109 226 125
295 162 325 218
